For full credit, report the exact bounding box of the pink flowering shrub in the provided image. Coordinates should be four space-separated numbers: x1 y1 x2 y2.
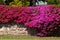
24 5 60 36
0 5 27 23
0 5 60 36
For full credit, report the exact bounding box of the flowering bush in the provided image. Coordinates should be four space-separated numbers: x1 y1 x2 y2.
24 5 60 36
0 5 60 36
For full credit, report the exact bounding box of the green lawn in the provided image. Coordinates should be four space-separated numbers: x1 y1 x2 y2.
0 35 60 40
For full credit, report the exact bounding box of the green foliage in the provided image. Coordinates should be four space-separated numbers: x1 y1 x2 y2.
9 0 22 6
21 0 30 6
46 0 58 4
9 0 30 7
55 0 58 4
46 0 60 7
0 0 6 4
56 4 60 7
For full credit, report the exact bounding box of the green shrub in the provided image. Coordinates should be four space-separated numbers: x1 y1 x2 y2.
9 0 30 7
0 0 6 4
56 4 60 7
46 0 58 4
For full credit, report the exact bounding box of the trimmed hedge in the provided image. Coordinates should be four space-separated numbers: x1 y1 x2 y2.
0 5 60 36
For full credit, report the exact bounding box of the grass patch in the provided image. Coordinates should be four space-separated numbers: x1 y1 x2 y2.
0 35 60 40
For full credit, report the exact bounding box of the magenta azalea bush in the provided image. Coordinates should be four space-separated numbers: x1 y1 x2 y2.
24 5 60 36
0 5 60 36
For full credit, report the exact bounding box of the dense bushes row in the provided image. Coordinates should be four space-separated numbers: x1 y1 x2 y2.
0 5 60 36
0 0 60 7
